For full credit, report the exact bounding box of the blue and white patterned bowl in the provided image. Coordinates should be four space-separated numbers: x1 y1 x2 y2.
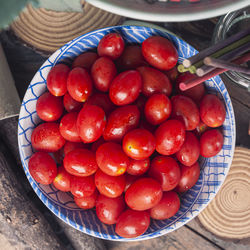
18 26 235 241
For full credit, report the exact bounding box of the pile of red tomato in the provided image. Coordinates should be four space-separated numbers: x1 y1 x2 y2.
28 33 226 238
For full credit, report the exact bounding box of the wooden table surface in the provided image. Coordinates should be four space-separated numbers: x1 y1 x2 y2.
0 18 249 250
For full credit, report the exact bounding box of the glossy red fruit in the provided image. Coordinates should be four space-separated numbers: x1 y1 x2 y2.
36 92 63 122
96 142 130 176
72 52 98 70
149 156 181 191
137 66 172 97
90 137 105 152
115 209 150 238
70 175 95 198
171 95 200 131
64 148 98 177
144 93 172 125
125 177 162 211
29 152 57 185
194 121 209 137
176 132 200 166
155 119 185 155
123 129 156 160
164 66 179 82
127 158 150 176
142 36 178 70
59 112 81 142
63 92 82 113
134 95 147 114
103 105 140 142
53 166 71 192
200 129 223 157
74 189 98 209
175 162 200 193
96 194 125 225
95 169 126 198
97 33 125 60
85 92 115 115
116 45 147 70
109 70 142 106
76 105 106 143
91 57 117 92
31 123 65 152
200 94 226 128
150 191 180 220
67 67 93 102
63 141 87 155
176 72 205 104
124 174 140 192
47 64 70 96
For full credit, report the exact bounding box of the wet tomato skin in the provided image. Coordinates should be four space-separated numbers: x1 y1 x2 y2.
95 169 126 198
142 36 178 70
29 152 57 185
149 156 181 191
76 105 106 143
125 177 163 211
67 67 93 102
96 194 125 225
63 141 87 155
36 92 63 122
74 189 98 209
200 129 223 157
123 129 156 160
96 142 130 176
72 52 98 70
150 191 180 220
109 70 142 106
63 92 82 113
53 166 71 192
124 174 140 192
126 158 150 176
103 105 140 142
97 33 125 60
47 64 70 96
115 209 150 238
31 123 65 152
155 119 185 156
64 148 98 177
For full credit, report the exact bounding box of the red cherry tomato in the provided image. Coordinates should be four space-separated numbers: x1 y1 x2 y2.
175 162 200 193
31 123 65 152
123 129 156 160
116 45 147 71
63 92 82 113
47 64 70 96
59 112 81 142
96 142 130 176
97 33 124 60
72 52 98 70
127 158 150 176
96 194 125 225
90 137 105 152
95 169 126 198
103 105 140 142
74 189 98 209
63 141 87 155
85 92 115 115
134 94 147 114
29 152 57 185
67 67 93 102
155 119 185 155
164 66 179 82
137 66 172 97
64 148 98 177
149 156 180 191
171 95 200 131
70 175 95 198
115 209 150 238
109 70 142 106
176 132 200 166
194 121 209 137
51 148 64 165
53 166 71 192
200 94 226 128
142 36 178 70
124 174 140 192
91 57 117 92
176 72 205 104
150 191 180 220
144 93 172 125
76 105 106 143
125 177 162 211
200 129 223 157
36 92 63 122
